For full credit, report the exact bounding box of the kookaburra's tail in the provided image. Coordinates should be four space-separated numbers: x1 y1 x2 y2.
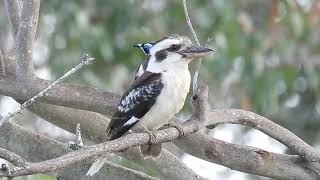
140 143 162 159
86 156 106 176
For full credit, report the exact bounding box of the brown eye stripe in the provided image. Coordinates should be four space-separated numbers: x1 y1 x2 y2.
167 44 182 52
155 50 167 62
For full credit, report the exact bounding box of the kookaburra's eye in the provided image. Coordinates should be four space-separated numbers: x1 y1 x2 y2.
168 44 181 51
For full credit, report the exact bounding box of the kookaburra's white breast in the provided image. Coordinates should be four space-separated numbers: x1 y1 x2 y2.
137 64 191 130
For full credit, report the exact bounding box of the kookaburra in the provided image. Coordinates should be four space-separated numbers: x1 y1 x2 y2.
86 35 213 176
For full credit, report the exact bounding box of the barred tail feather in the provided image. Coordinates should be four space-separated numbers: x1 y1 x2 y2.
140 143 162 159
86 156 106 176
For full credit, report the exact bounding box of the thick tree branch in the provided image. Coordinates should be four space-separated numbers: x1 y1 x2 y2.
1 54 118 115
0 121 157 180
15 0 40 79
27 103 110 142
4 0 21 39
174 133 319 180
206 109 320 162
0 54 95 127
0 147 28 167
122 148 207 180
0 75 118 115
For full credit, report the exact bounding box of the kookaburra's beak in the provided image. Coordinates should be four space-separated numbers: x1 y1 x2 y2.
179 46 213 59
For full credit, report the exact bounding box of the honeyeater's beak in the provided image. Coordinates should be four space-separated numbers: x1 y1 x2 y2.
179 46 213 59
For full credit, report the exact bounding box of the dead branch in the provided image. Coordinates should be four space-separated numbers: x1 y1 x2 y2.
182 0 203 96
4 0 21 39
0 121 157 180
207 109 320 162
15 0 40 79
174 133 319 179
0 54 95 127
0 50 5 76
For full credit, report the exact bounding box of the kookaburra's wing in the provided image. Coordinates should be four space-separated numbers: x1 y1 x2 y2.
106 71 163 140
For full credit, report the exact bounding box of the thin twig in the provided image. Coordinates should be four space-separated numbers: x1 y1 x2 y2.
182 0 202 96
0 54 95 127
0 50 5 76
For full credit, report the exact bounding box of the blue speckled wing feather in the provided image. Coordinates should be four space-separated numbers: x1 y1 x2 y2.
106 72 163 140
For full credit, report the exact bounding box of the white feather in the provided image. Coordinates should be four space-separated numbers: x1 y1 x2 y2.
136 65 144 78
86 156 106 176
124 116 139 126
150 39 180 55
138 61 190 130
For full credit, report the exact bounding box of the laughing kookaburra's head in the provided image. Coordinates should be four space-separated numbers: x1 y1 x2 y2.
135 35 213 78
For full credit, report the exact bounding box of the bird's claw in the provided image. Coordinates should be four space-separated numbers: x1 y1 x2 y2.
146 130 157 144
164 122 185 136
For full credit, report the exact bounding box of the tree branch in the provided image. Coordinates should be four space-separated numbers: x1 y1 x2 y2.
0 147 28 167
121 148 207 180
0 75 118 115
0 121 198 177
15 0 40 79
182 0 200 46
174 133 319 180
0 54 95 127
206 109 320 162
0 50 5 76
4 0 21 39
0 121 157 180
182 0 203 95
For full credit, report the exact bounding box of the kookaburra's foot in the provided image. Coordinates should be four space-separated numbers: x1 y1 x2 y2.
163 122 185 136
139 129 162 159
145 129 157 144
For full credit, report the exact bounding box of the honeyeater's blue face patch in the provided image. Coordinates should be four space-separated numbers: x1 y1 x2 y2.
134 42 154 55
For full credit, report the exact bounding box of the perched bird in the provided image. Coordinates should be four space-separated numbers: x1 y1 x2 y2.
87 35 213 176
133 42 154 79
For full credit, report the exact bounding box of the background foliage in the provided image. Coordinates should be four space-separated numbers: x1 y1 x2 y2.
1 0 320 179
